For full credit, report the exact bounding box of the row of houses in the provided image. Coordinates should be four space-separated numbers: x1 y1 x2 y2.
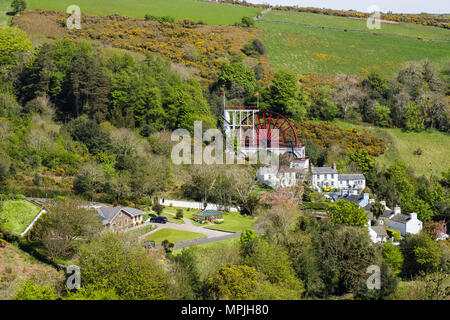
332 193 424 243
257 161 366 195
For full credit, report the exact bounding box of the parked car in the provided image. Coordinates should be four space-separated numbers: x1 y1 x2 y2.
150 216 168 224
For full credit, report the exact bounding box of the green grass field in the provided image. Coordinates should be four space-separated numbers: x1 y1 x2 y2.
263 10 450 41
0 200 41 235
205 212 255 233
332 120 450 177
143 229 206 244
0 0 12 26
258 20 450 76
26 0 261 25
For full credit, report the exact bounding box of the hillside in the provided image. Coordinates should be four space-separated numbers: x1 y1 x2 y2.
26 0 262 25
262 10 450 41
258 19 450 76
0 242 63 300
12 9 269 83
332 120 450 177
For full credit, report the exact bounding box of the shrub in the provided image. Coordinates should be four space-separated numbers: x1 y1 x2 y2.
387 228 402 242
176 209 183 219
11 0 27 13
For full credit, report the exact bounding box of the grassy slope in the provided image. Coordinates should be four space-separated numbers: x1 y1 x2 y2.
258 21 450 76
263 10 450 41
0 242 62 300
205 212 255 233
143 229 206 244
0 200 41 235
27 0 261 25
332 120 450 177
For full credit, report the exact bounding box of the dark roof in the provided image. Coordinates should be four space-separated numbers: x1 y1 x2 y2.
381 209 394 218
338 174 365 181
336 194 363 204
96 206 145 225
311 167 337 174
390 213 410 223
194 210 222 217
372 226 387 237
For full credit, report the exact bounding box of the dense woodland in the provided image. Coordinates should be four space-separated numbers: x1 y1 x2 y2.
0 4 449 301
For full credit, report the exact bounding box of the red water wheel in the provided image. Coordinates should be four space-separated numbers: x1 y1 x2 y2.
240 111 299 149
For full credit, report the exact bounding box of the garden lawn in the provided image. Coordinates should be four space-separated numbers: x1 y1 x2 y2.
143 229 206 244
164 206 204 226
0 200 41 235
205 212 255 233
27 0 261 25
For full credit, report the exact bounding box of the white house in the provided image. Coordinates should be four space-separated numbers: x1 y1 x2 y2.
256 165 296 188
311 165 366 194
311 166 338 191
369 225 388 244
388 212 423 236
338 174 366 193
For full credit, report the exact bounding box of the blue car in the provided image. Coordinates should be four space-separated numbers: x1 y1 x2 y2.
150 216 168 224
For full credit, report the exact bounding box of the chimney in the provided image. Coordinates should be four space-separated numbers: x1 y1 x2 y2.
410 212 417 220
332 163 336 170
394 205 401 215
380 200 386 209
369 198 375 204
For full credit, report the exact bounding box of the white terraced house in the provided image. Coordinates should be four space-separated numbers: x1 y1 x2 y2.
311 164 366 194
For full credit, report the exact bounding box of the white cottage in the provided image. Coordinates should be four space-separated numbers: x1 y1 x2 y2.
388 212 423 236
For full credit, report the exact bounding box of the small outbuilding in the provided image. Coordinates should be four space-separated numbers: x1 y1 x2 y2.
193 210 223 223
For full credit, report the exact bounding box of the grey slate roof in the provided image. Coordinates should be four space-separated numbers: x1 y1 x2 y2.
372 226 387 237
336 194 363 204
338 174 365 181
311 167 337 174
390 213 411 223
381 209 394 218
96 206 145 225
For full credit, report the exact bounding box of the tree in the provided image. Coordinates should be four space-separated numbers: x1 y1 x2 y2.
363 72 389 100
207 264 264 300
267 70 298 114
401 232 442 276
370 201 385 221
382 241 404 275
11 0 26 13
243 238 304 296
328 200 369 227
217 62 256 99
14 279 58 300
354 263 399 300
319 226 377 295
77 233 170 300
31 199 103 259
349 149 375 173
403 103 425 132
0 26 32 65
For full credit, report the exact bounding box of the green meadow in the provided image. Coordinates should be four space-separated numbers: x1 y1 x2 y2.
26 0 261 25
258 20 450 76
263 10 450 41
332 120 450 177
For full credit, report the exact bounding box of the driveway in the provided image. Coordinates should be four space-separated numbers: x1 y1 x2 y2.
140 211 234 240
